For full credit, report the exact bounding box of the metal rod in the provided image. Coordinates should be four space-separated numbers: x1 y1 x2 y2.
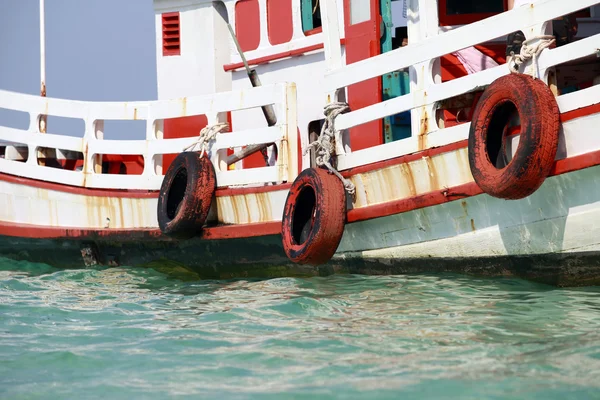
39 0 47 134
226 23 251 76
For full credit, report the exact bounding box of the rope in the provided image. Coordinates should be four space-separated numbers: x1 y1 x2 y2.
182 122 229 157
507 35 555 78
304 102 356 196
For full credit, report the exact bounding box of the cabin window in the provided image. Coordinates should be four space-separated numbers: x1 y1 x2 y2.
235 0 261 51
439 0 507 26
268 0 293 44
350 0 371 25
301 0 322 34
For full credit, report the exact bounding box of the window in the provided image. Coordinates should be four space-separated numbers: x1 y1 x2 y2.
235 0 261 52
439 0 507 26
445 0 504 15
301 0 322 34
268 0 293 45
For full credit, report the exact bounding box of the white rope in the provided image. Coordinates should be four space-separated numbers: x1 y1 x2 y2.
182 122 229 157
508 35 555 78
304 102 356 196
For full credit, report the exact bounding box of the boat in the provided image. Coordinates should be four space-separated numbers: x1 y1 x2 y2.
1 0 600 286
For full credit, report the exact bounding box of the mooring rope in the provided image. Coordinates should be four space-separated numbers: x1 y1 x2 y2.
304 102 356 196
507 35 555 78
182 122 230 157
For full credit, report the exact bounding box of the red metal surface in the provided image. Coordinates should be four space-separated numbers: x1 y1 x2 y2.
267 0 293 45
163 114 208 171
235 0 261 52
162 12 181 56
343 0 384 151
223 39 346 72
0 220 281 241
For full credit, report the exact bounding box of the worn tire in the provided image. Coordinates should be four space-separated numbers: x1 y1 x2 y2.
281 167 346 265
468 74 560 200
157 152 216 239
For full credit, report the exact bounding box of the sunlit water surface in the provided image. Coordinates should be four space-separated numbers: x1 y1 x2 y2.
1 257 600 399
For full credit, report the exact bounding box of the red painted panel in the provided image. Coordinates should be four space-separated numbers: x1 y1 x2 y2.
440 44 507 127
163 115 208 170
235 0 261 52
162 12 181 56
343 0 383 151
267 0 293 45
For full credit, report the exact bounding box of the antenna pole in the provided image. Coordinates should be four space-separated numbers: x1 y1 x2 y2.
39 0 47 133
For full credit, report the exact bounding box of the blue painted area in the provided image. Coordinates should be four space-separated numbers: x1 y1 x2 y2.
380 0 411 143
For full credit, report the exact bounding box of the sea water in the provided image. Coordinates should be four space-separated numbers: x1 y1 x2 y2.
1 257 600 399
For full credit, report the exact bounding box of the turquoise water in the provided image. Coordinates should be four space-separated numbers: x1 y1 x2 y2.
1 258 600 399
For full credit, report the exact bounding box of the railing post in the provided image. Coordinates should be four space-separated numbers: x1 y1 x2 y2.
283 83 298 182
408 0 440 147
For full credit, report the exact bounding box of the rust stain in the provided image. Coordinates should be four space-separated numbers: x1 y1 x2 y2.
423 156 440 192
470 218 476 232
182 97 187 117
418 107 429 151
133 108 138 120
381 167 397 202
82 142 89 188
400 163 417 196
456 148 474 182
117 197 125 228
461 200 468 216
228 195 240 224
255 192 272 222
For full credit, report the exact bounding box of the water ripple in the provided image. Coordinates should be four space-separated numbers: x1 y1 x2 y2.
1 258 600 399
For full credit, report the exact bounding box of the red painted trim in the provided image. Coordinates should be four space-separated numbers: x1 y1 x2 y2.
0 171 292 198
560 102 600 123
223 39 346 72
341 140 469 178
0 173 159 198
216 183 292 197
0 220 281 241
201 221 281 240
347 182 482 223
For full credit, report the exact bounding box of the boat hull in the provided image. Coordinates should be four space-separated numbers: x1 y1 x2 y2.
2 163 600 287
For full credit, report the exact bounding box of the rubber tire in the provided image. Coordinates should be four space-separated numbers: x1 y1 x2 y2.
281 168 346 265
468 73 560 200
157 152 216 239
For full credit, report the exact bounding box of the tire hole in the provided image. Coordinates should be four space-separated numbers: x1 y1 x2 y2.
292 186 316 245
166 168 188 220
486 100 518 170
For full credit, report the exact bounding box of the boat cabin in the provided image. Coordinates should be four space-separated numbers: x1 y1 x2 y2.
151 0 600 173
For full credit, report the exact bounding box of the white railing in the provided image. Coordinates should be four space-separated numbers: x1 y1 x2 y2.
0 82 298 190
323 0 600 170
